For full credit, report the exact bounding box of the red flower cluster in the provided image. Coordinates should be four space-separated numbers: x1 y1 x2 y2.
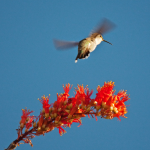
20 109 34 129
15 82 129 148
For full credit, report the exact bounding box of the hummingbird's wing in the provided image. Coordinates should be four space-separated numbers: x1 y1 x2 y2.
91 18 116 35
53 39 79 50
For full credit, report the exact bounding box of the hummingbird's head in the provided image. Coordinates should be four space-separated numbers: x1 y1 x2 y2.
97 34 112 45
94 33 103 45
91 33 112 45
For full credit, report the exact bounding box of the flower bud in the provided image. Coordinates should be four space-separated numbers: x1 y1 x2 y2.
65 109 70 113
26 117 29 122
94 101 97 105
42 124 46 129
50 114 54 118
49 108 52 113
33 122 37 128
96 112 101 116
81 104 86 110
102 102 109 109
69 119 74 122
113 107 118 114
20 123 24 128
45 113 49 118
105 115 111 119
64 100 68 105
37 127 41 131
96 105 101 110
58 108 61 112
55 116 61 124
68 114 72 119
68 103 73 109
86 106 91 112
102 102 106 108
110 106 114 111
25 128 28 132
45 127 50 131
73 116 80 119
53 113 57 118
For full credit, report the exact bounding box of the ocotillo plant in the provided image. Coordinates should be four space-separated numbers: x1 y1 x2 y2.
5 81 130 150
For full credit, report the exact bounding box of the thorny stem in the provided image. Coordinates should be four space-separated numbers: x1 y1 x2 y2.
5 118 55 150
5 128 35 150
5 112 96 150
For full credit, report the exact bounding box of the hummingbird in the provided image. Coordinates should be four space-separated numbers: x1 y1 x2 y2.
53 18 115 63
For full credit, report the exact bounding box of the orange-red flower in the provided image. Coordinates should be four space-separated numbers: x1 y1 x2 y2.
58 127 67 136
25 116 35 130
20 108 33 128
37 113 44 131
95 81 115 105
17 81 130 148
39 95 51 118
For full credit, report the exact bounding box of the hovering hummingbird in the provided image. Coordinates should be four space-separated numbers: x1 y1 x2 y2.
53 18 115 63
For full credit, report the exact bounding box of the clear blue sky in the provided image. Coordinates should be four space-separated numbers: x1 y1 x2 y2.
0 1 150 150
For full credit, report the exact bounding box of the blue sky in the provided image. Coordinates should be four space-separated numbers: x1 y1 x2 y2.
0 1 150 150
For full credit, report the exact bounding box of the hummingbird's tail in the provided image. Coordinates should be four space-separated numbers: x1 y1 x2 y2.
75 57 78 63
75 51 90 63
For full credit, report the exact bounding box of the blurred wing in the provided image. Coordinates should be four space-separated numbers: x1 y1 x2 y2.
91 18 116 35
53 39 79 50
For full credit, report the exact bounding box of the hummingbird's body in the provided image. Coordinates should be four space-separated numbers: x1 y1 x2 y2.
53 18 115 63
75 33 103 62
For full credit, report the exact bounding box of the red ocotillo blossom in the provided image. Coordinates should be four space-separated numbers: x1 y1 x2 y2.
5 81 130 150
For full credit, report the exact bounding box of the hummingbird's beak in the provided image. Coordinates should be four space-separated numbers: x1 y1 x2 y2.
103 39 112 45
